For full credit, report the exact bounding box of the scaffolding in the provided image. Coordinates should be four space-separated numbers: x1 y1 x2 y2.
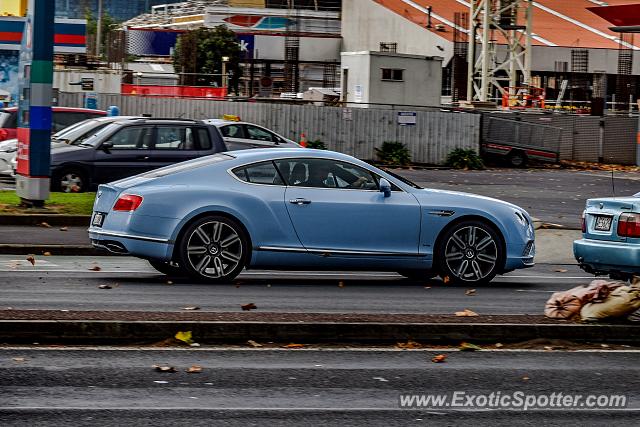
283 3 300 93
616 32 634 110
452 11 469 102
466 0 533 103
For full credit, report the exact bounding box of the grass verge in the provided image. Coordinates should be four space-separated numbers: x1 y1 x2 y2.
0 191 95 215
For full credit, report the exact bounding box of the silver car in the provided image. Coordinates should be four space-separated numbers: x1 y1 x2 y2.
204 119 300 150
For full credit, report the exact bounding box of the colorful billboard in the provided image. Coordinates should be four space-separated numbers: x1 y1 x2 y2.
127 28 183 56
0 50 19 102
0 17 86 53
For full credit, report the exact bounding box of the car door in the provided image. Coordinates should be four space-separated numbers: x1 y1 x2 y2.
218 123 251 151
148 125 209 168
92 125 154 183
278 158 421 255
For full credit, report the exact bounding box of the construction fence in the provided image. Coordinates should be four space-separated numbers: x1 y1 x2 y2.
57 92 480 165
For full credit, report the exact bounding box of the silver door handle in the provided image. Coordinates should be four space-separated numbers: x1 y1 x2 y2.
289 198 311 205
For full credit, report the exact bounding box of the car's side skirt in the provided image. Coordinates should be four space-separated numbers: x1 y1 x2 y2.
257 246 421 257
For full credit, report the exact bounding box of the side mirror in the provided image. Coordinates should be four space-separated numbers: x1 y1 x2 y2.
379 178 392 197
101 142 113 152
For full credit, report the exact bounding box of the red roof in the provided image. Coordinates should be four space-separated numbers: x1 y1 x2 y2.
588 3 640 28
374 0 640 49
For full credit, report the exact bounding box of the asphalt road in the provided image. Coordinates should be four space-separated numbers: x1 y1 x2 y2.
0 348 637 426
0 254 594 315
395 167 639 228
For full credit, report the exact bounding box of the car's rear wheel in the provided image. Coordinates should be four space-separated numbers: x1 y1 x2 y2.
178 215 247 283
397 270 436 281
507 150 527 168
148 260 187 277
437 221 503 285
56 168 87 193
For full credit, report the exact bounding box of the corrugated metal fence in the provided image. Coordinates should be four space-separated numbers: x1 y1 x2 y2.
57 92 480 165
482 112 638 165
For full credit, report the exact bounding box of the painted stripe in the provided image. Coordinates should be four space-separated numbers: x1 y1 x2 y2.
54 34 86 45
534 2 640 50
399 0 467 34
54 23 87 36
28 107 52 131
29 83 53 108
0 20 25 32
0 31 22 42
30 60 53 85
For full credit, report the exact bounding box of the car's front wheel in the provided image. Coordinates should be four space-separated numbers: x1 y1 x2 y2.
437 221 503 285
178 215 248 283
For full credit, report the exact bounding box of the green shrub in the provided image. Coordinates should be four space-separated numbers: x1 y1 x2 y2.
306 139 327 150
446 148 484 170
375 141 411 165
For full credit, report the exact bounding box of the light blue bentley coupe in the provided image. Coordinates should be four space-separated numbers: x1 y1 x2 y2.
88 149 535 285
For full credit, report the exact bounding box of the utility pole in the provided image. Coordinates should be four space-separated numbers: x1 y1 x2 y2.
96 0 103 58
467 0 533 103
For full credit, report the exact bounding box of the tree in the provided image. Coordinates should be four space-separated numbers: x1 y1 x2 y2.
85 9 120 58
172 26 242 90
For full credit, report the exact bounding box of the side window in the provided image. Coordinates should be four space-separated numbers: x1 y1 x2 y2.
75 122 110 144
281 158 377 189
155 126 197 150
232 161 284 185
220 124 245 138
245 125 275 142
107 126 152 149
196 128 212 150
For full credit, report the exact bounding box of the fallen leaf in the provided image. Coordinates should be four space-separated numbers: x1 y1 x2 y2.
601 344 610 348
182 306 200 311
543 346 554 351
459 342 482 352
424 286 431 289
455 309 479 317
522 376 530 381
338 281 345 288
432 354 447 363
247 339 263 348
40 222 51 228
443 276 451 284
241 303 257 311
59 227 68 231
186 365 203 373
175 331 193 345
284 343 305 348
190 343 200 347
465 289 476 296
26 255 35 266
166 280 174 285
372 377 389 382
98 284 112 289
88 266 102 271
12 357 25 362
43 252 52 256
153 380 169 384
396 340 421 349
153 365 176 373
555 269 568 273
495 343 504 348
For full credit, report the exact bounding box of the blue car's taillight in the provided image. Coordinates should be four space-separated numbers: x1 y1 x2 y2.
617 213 640 238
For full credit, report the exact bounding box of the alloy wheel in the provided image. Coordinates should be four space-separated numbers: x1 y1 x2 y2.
185 220 243 279
444 225 498 282
60 173 83 193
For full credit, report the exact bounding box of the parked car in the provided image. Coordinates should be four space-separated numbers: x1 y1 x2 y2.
1 116 139 176
574 194 640 279
50 117 226 192
88 148 536 285
0 107 106 142
203 118 300 150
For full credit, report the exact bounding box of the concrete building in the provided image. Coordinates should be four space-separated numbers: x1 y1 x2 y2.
340 51 442 107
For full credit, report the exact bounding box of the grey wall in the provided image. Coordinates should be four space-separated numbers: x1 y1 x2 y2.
58 92 480 165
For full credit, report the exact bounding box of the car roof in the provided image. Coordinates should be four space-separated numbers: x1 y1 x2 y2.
203 119 257 127
226 148 361 164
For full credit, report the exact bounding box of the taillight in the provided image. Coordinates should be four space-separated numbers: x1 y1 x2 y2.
617 213 640 238
581 211 586 233
113 194 143 211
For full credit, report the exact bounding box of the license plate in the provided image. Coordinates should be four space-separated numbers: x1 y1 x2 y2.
594 215 612 231
92 212 105 227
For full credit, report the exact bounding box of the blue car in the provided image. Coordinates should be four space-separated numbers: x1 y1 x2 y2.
574 194 640 279
88 149 535 285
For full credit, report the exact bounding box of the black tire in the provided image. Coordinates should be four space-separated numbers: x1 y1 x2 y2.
55 168 88 193
177 215 248 283
507 151 527 168
148 259 187 277
398 270 436 281
436 220 504 285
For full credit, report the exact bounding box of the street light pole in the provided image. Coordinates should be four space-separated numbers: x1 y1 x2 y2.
222 56 229 95
96 0 103 58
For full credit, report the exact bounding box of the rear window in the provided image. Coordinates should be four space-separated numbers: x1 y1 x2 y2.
232 161 284 185
142 153 234 178
0 111 17 129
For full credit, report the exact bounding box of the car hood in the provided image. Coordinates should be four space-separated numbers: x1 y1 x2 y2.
50 143 94 164
418 188 522 209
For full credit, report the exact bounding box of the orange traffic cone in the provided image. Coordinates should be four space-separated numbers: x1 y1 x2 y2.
300 133 307 148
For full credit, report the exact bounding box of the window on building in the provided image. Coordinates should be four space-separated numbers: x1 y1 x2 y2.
381 68 404 81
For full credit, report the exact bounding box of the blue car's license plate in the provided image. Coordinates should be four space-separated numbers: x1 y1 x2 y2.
594 215 612 231
92 212 105 227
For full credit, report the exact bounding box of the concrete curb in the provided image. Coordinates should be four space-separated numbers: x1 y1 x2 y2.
0 320 637 345
0 214 90 227
0 244 106 256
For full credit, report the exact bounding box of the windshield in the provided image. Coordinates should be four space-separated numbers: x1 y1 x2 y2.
381 168 423 189
53 120 113 145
